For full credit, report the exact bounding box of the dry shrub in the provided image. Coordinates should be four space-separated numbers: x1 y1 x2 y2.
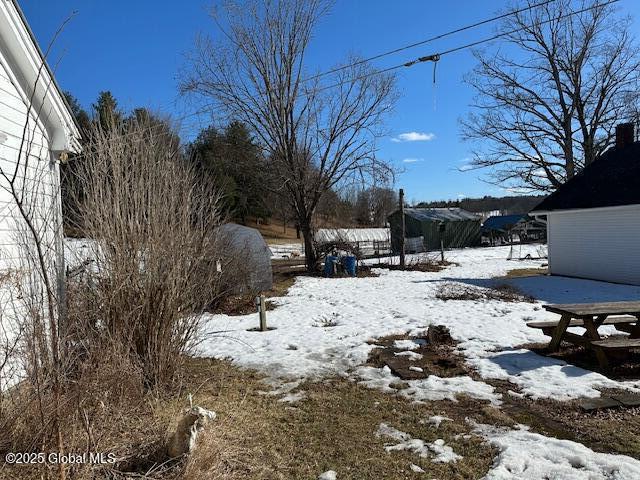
1 115 264 478
1 349 170 479
69 116 232 387
382 253 455 272
436 282 534 303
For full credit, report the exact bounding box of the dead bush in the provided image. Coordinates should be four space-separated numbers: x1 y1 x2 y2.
435 282 535 303
68 116 236 388
382 253 455 272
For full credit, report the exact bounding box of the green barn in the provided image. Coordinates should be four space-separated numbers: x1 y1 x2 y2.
388 208 482 252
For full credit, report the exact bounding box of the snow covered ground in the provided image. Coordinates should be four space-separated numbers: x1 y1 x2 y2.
200 245 640 400
200 244 640 478
474 423 640 479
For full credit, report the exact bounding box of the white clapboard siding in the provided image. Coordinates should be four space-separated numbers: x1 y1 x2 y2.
0 0 80 390
547 205 640 285
0 49 60 294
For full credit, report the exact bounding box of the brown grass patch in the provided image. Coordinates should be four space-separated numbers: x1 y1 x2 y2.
211 273 296 316
497 390 640 459
6 349 640 480
435 282 534 303
505 267 548 278
181 360 497 480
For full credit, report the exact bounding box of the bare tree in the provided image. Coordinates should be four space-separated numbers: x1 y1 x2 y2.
181 0 397 270
462 0 640 192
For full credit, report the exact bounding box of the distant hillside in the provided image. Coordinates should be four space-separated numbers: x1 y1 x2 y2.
415 195 546 215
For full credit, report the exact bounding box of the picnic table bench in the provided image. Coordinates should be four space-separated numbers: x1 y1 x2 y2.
527 301 640 369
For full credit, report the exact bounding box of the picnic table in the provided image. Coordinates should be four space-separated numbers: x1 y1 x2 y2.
527 301 640 369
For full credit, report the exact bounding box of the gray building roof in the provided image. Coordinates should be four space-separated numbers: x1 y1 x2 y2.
400 208 481 222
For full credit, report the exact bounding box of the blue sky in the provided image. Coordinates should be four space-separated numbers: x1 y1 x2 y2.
20 0 640 202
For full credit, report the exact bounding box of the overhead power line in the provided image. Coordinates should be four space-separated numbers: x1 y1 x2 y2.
304 0 558 83
310 0 621 94
71 0 622 151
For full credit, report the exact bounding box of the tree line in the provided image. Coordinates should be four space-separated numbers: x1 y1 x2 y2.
62 90 398 238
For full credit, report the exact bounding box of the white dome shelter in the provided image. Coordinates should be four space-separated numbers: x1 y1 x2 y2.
218 223 273 293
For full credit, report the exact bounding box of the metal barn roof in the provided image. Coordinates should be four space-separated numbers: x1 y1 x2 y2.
481 214 527 232
401 208 481 222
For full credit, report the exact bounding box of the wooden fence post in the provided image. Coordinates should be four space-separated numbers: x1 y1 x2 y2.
258 294 267 331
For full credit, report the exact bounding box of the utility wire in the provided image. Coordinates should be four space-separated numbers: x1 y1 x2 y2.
304 0 558 82
310 0 621 94
70 0 623 153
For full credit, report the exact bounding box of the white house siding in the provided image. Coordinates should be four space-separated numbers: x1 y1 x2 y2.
547 205 640 285
0 47 62 389
0 50 60 261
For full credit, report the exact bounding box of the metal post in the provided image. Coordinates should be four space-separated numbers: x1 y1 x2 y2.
258 294 267 331
399 188 406 269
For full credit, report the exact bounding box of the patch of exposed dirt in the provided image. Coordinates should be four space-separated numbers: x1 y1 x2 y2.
367 326 468 379
436 282 535 303
496 389 640 459
367 329 640 460
479 344 640 459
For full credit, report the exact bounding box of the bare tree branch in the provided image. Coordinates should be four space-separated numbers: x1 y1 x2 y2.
462 0 640 192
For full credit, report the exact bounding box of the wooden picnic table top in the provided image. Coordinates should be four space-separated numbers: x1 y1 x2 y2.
543 301 640 317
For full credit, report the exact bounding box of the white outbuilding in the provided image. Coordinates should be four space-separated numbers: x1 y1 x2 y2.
530 123 640 285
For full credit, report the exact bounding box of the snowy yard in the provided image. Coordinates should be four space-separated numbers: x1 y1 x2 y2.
200 245 640 478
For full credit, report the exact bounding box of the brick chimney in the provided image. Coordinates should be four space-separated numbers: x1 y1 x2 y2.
615 123 635 149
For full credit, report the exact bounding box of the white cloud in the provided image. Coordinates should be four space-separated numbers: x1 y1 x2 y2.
402 157 424 164
458 164 474 172
391 131 436 143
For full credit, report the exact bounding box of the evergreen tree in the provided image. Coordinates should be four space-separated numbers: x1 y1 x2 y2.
92 91 122 130
189 121 269 222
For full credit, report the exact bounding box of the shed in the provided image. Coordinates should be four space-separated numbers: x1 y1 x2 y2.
0 2 80 303
530 123 640 285
481 214 546 246
387 208 481 252
218 223 273 292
